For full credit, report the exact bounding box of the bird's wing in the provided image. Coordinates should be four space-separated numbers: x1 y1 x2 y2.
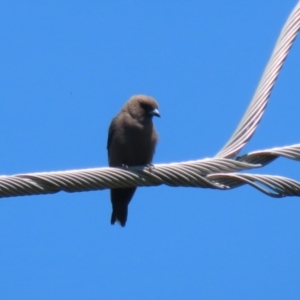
107 116 117 150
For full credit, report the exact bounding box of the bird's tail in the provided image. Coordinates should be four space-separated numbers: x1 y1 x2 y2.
111 206 128 227
110 188 136 227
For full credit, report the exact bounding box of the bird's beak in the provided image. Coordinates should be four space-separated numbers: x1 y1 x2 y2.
150 108 160 117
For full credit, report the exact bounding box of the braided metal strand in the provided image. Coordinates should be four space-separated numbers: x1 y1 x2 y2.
237 143 300 165
216 2 300 159
208 173 300 198
0 159 259 198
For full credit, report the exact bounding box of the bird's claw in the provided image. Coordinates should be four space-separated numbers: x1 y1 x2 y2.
146 163 155 173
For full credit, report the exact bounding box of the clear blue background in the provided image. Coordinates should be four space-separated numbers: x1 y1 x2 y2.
0 1 300 299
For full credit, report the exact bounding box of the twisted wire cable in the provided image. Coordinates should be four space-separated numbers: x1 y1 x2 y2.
216 1 300 159
0 2 300 199
0 159 259 198
208 173 300 198
237 143 300 165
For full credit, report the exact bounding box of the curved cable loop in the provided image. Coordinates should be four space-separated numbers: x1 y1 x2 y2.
237 143 300 165
215 2 300 159
208 173 300 198
0 2 299 200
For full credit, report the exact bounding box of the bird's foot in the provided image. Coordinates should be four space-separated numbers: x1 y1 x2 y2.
121 164 130 169
145 163 155 173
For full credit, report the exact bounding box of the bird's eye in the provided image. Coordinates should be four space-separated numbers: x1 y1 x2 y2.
140 102 152 112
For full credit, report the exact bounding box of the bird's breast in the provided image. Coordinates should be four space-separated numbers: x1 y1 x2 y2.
109 122 157 167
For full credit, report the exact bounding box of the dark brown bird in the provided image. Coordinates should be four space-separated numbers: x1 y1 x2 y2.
107 95 160 227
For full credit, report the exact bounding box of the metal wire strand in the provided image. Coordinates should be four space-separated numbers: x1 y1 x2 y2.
0 159 258 198
208 173 300 198
237 143 300 165
216 2 300 159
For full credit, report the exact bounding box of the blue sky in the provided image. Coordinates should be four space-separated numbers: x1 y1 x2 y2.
0 1 300 299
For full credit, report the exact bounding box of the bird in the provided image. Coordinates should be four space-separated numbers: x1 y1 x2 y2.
107 95 160 227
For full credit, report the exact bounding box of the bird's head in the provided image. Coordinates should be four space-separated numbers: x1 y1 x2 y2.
125 95 160 122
